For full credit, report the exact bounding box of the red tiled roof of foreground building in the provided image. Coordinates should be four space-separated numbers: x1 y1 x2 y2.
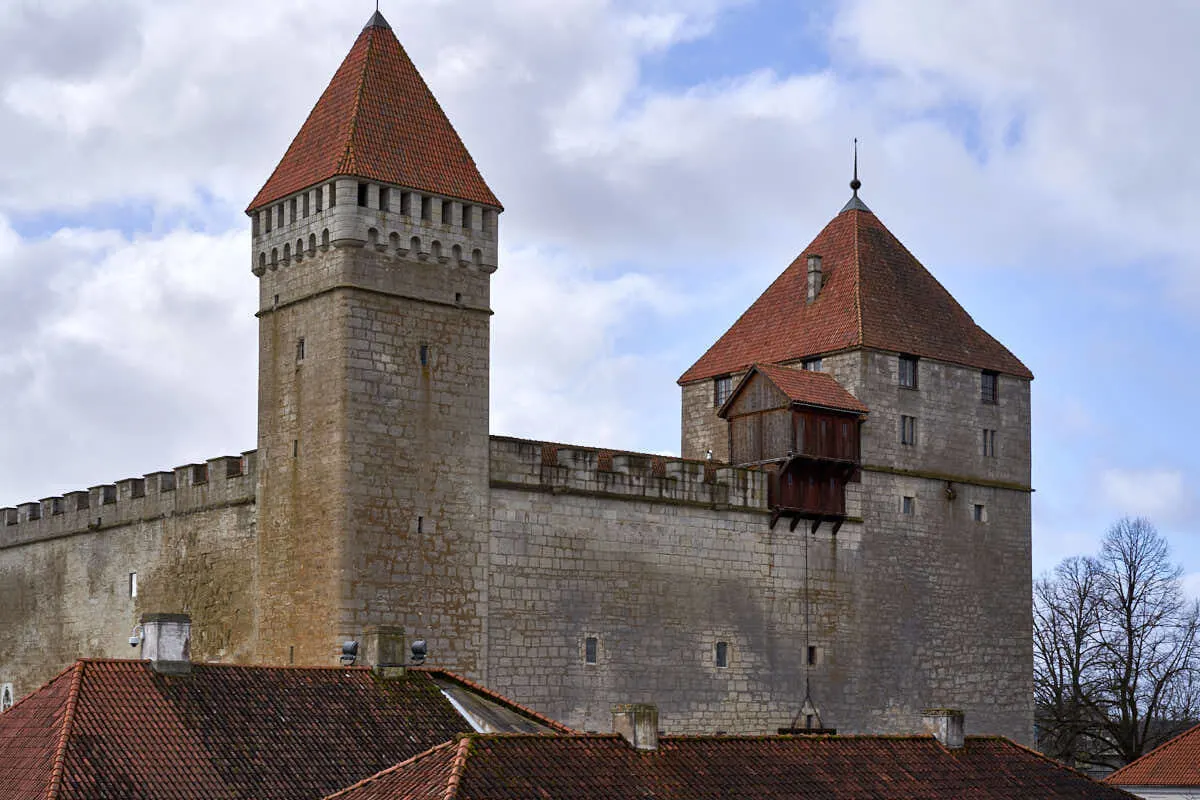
248 11 500 212
679 201 1032 384
725 363 868 415
1106 721 1200 787
327 733 1136 800
0 660 564 800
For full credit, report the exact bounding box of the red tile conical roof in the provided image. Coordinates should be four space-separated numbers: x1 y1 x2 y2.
679 201 1032 384
248 12 500 212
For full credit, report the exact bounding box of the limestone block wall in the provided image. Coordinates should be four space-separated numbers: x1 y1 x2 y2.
488 437 856 734
680 371 745 462
254 182 498 674
0 455 258 700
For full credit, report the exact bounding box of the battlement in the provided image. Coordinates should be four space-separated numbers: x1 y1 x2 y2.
489 436 769 511
0 452 258 550
250 178 499 278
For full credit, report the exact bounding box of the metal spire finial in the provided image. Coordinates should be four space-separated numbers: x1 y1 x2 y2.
840 138 871 214
850 138 861 194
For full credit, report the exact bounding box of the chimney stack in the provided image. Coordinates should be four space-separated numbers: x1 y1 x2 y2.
612 703 658 751
806 255 823 303
363 625 407 676
140 613 191 675
922 709 965 749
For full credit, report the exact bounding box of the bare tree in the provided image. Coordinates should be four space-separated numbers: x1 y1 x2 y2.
1034 518 1200 769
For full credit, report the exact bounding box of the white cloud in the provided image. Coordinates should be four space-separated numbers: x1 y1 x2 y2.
1099 468 1190 524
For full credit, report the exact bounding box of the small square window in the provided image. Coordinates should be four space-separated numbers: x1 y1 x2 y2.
585 636 598 665
802 358 822 372
973 504 987 523
902 496 915 515
714 375 733 407
899 355 919 389
715 641 729 668
982 428 997 458
807 645 819 666
981 371 998 404
900 415 917 446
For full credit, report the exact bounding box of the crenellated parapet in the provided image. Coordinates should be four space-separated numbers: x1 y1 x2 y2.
250 178 499 278
0 452 257 550
489 436 769 511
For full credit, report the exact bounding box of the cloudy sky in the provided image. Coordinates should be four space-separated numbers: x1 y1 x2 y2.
0 0 1197 584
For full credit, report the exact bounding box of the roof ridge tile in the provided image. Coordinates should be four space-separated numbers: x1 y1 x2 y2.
45 661 84 800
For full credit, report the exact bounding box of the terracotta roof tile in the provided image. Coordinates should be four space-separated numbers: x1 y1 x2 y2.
747 363 868 414
680 203 1032 384
1106 721 1200 786
248 12 499 212
331 733 1136 800
0 660 551 800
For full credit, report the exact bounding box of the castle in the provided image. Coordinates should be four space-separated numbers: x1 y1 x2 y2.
0 11 1033 741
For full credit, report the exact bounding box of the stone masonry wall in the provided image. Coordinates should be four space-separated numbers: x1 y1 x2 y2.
0 456 257 700
253 177 498 674
487 437 860 734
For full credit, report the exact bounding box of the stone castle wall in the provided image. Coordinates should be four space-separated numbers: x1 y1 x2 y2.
0 455 258 698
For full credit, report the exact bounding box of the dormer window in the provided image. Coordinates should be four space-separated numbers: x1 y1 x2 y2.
714 375 733 407
899 355 918 389
802 358 822 372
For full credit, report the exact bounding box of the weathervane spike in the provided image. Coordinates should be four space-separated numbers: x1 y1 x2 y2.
850 138 861 195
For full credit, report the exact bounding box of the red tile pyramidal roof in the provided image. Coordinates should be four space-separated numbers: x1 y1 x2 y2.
248 11 500 212
679 192 1032 384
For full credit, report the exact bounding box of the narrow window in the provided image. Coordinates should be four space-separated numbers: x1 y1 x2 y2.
981 370 998 404
252 214 261 236
264 210 272 233
357 182 369 207
302 193 310 218
802 358 822 371
806 714 816 730
902 496 915 515
713 375 733 407
462 205 474 230
401 192 412 216
973 504 987 523
417 516 424 534
289 198 297 223
292 440 299 458
715 641 729 668
289 646 295 665
585 636 598 664
899 355 918 389
379 187 390 211
296 338 306 362
421 196 432 221
455 292 463 306
1 684 12 713
277 205 284 228
420 344 429 366
900 415 917 446
129 572 138 598
982 428 997 458
328 183 337 207
807 645 818 666
441 199 453 225
315 188 324 212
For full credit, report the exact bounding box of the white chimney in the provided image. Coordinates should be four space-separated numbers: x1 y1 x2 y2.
922 709 965 749
806 255 823 303
140 613 192 675
612 703 659 751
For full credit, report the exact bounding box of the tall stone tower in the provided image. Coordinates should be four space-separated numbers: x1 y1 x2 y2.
246 11 501 673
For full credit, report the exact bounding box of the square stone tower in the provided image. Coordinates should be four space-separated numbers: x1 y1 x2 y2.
246 11 502 674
